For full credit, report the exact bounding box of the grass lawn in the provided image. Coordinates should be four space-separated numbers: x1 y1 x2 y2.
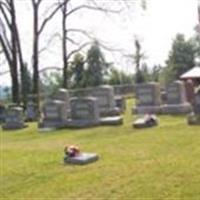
0 99 200 200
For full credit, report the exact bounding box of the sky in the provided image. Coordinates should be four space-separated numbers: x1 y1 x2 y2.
0 0 198 86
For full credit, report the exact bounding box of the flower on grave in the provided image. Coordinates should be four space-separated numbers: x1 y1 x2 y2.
64 145 80 157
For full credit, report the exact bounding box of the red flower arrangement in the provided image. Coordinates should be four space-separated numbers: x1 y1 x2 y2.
64 145 80 157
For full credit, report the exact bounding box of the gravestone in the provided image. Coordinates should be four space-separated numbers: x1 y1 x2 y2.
90 85 120 117
25 101 38 121
0 104 5 122
54 88 70 113
114 96 126 113
2 107 27 130
188 88 200 125
133 82 162 114
66 97 100 128
162 81 192 114
64 153 99 165
38 100 68 129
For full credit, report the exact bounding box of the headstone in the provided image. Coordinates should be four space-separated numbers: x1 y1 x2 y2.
0 104 5 122
115 96 126 113
66 97 100 128
64 153 99 165
25 101 38 121
54 88 70 113
2 107 27 130
38 100 68 129
90 85 120 117
162 81 192 114
133 114 158 129
133 82 162 114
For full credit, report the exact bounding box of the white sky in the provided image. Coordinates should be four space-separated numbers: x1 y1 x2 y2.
0 0 198 86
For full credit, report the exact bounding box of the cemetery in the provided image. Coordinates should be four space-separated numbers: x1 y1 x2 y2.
1 82 200 199
0 0 200 199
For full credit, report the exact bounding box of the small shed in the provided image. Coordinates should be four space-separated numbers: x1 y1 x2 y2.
180 66 200 85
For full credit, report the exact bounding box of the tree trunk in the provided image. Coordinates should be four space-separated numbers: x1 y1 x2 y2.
10 0 19 104
32 3 39 108
62 2 68 88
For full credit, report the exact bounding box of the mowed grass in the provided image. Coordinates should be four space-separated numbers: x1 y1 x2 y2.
0 99 200 200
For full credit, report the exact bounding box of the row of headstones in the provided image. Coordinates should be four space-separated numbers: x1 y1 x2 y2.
1 85 124 130
133 81 200 125
39 85 123 129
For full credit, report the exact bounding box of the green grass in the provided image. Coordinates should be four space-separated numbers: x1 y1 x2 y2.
1 99 200 200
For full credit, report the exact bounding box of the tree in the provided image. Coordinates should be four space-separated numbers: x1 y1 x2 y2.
70 53 86 89
166 34 196 81
108 67 134 85
0 0 23 104
58 0 122 88
40 71 62 96
85 41 109 87
31 0 68 108
21 63 32 106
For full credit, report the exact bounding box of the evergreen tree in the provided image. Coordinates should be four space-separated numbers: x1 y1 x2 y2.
85 41 109 87
166 34 196 80
70 53 86 88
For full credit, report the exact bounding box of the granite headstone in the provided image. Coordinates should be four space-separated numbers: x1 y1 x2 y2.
2 107 27 130
133 82 162 114
162 81 192 114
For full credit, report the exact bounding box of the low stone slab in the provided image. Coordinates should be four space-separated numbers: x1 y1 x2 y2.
100 116 123 125
133 115 158 129
38 119 67 129
100 107 121 117
38 127 57 132
133 106 162 114
66 120 100 128
2 123 28 130
187 113 200 125
162 103 192 114
64 153 99 165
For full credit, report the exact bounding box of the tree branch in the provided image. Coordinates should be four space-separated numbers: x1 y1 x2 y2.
66 36 79 45
67 42 90 60
67 28 94 40
0 2 11 29
38 0 69 35
65 4 121 18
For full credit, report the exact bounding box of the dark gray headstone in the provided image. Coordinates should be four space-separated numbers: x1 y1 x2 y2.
162 81 192 114
38 100 68 129
0 104 5 122
133 82 162 114
2 107 27 130
66 97 100 128
26 101 38 121
90 85 120 117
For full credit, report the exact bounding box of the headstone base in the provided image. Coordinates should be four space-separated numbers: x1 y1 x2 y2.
100 107 121 117
64 153 99 165
162 103 192 114
187 113 200 125
66 120 100 128
38 119 67 129
133 105 162 114
2 123 28 130
100 116 123 125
